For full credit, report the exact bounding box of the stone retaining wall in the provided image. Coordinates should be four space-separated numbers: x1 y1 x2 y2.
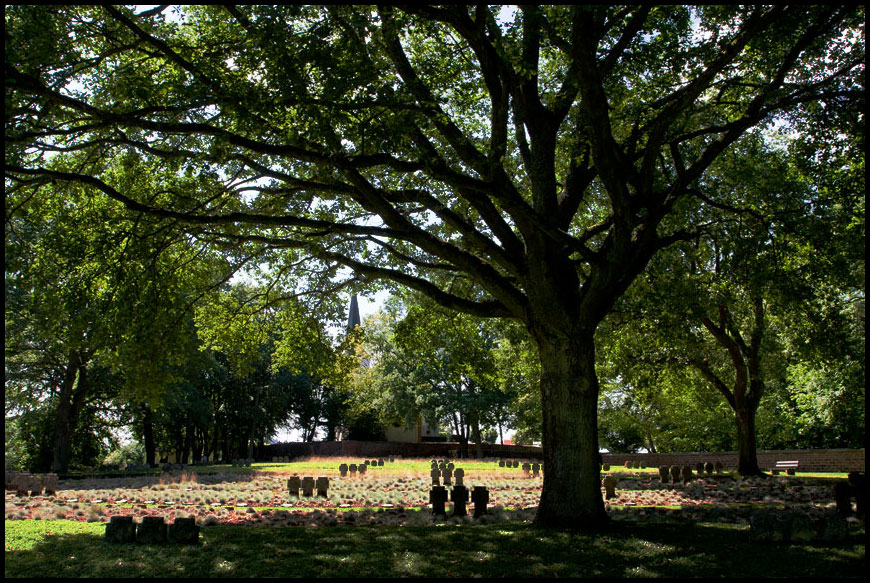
261 442 864 472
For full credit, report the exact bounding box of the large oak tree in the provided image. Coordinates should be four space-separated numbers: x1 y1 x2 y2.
5 5 863 528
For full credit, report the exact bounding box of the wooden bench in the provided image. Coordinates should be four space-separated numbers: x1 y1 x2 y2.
770 460 799 475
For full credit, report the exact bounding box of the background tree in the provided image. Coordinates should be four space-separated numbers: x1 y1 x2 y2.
5 5 863 527
599 130 864 467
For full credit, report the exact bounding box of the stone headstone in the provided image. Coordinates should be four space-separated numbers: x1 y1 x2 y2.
705 462 714 475
498 460 505 468
339 463 348 478
358 463 367 475
471 486 489 518
443 467 452 486
714 461 723 474
349 464 357 475
659 466 670 483
454 468 465 486
378 458 385 466
602 464 610 472
301 476 315 496
451 485 469 516
680 465 693 484
168 517 199 545
137 516 167 544
603 475 618 499
316 476 329 497
522 462 531 477
670 465 681 484
532 463 541 477
288 476 301 496
430 486 448 518
430 468 441 486
106 516 137 543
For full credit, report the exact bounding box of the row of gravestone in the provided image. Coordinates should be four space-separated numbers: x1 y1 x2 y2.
288 476 330 497
430 485 489 518
5 471 59 496
430 465 465 486
231 458 254 467
621 461 647 469
105 515 199 545
271 456 292 463
338 463 372 477
658 462 724 484
100 463 153 472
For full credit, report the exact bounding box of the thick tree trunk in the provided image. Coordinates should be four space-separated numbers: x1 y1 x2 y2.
533 332 608 529
736 407 763 475
51 352 89 473
141 405 156 467
471 416 483 460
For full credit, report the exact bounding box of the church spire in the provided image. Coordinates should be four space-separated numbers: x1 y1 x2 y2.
347 295 361 332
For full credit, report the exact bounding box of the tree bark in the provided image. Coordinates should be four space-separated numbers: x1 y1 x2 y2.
533 330 608 529
51 351 89 473
735 406 762 475
141 404 156 467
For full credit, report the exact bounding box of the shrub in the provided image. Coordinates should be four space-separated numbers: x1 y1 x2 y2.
102 442 146 469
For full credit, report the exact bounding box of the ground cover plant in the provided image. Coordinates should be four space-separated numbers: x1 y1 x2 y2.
5 458 865 578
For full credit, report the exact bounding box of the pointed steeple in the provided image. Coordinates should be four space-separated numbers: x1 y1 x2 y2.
346 295 361 332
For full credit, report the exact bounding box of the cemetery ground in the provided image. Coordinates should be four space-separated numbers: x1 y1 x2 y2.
5 458 865 578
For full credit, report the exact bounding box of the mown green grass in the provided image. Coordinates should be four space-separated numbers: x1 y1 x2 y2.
6 519 864 578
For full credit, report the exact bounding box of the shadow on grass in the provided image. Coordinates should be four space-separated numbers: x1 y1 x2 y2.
5 519 865 579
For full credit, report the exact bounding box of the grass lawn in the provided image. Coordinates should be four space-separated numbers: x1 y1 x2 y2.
5 518 865 578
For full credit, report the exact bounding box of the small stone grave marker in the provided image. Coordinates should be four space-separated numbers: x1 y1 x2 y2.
106 516 136 543
603 475 618 499
137 516 167 545
659 466 670 483
454 468 465 486
316 476 329 497
430 486 448 518
301 476 315 496
680 465 693 484
168 517 200 545
451 485 469 517
471 486 489 518
288 476 301 497
339 463 348 477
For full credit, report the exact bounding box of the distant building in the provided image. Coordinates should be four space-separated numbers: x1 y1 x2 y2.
347 295 361 331
384 418 442 443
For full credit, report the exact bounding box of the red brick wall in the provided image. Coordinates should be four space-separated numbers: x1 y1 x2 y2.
602 448 865 473
262 442 864 472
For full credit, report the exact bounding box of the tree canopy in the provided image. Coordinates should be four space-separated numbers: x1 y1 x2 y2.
5 5 864 529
